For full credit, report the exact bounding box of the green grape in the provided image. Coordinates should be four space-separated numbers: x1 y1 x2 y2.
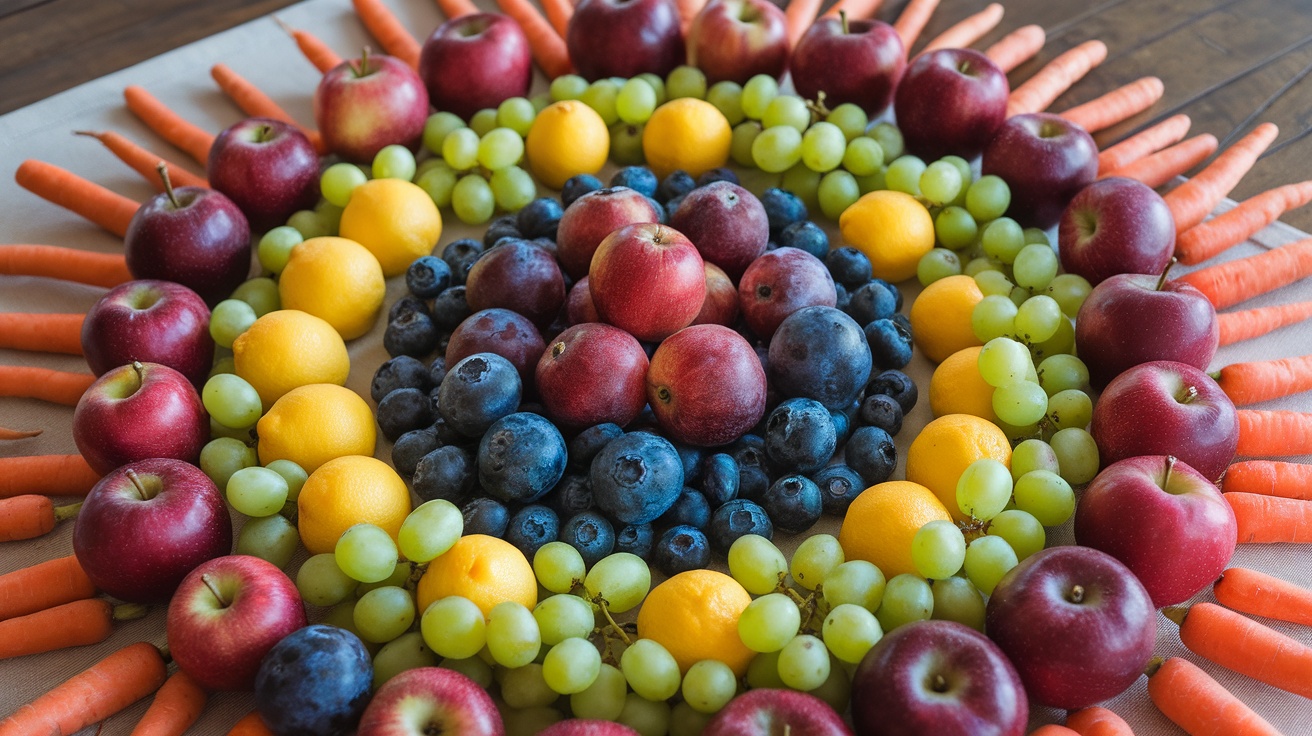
1009 285 1031 309
974 270 1015 297
681 659 737 713
941 156 973 197
1030 314 1076 359
423 111 466 155
981 217 1024 263
421 595 485 659
489 166 536 212
266 458 306 509
416 161 458 208
822 560 886 611
584 552 651 613
1023 227 1050 246
355 560 409 596
415 157 444 178
335 524 399 583
971 295 1018 342
609 123 646 165
226 466 288 518
867 123 904 159
762 95 810 132
818 170 860 220
911 520 967 579
875 574 933 631
751 125 803 173
822 604 883 664
741 74 779 119
827 103 869 141
477 128 525 171
534 542 586 594
730 121 763 167
854 168 886 194
706 81 745 126
469 108 499 136
930 577 986 632
987 509 1046 561
209 299 256 349
917 248 962 286
621 638 681 701
208 417 248 444
746 651 786 689
1047 273 1093 316
964 536 1018 595
1037 354 1090 395
636 73 667 105
935 206 978 250
920 160 964 205
791 534 844 590
286 209 326 239
964 257 1003 277
373 144 416 181
885 155 926 196
441 656 493 689
354 586 415 643
496 97 538 137
203 373 261 429
571 663 626 721
738 593 801 652
1013 470 1076 526
443 127 481 170
993 380 1049 427
550 74 589 101
398 499 462 563
616 78 659 125
777 635 830 691
533 593 594 645
1014 294 1063 343
452 174 495 225
807 657 852 713
531 92 551 112
199 437 256 489
728 534 788 595
670 702 713 736
1010 439 1061 481
296 553 357 606
372 631 437 688
966 175 1010 221
1051 427 1099 485
236 514 298 569
781 164 822 210
320 163 368 208
955 458 1013 521
667 65 708 99
486 601 541 668
1013 243 1059 290
841 136 884 176
542 637 602 694
801 121 845 172
978 337 1032 388
256 226 303 273
501 663 557 709
230 277 279 317
324 601 375 654
618 693 671 736
1047 388 1093 431
503 706 564 736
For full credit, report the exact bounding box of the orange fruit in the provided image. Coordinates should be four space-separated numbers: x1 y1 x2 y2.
838 190 935 282
636 570 754 676
417 534 537 617
838 481 953 579
256 383 376 474
232 309 350 409
930 346 999 423
642 98 732 179
278 236 386 340
525 101 610 189
297 455 410 554
909 274 984 364
906 414 1012 522
339 178 442 277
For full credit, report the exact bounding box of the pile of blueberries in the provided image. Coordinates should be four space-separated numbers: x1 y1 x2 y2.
372 165 920 578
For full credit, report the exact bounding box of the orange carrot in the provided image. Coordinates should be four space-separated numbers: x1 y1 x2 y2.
435 0 480 19
0 312 84 355
75 131 208 190
1214 354 1312 406
785 0 825 48
1237 410 1312 457
0 599 145 660
922 3 1004 53
1104 134 1218 189
1146 656 1281 736
228 711 274 736
892 0 940 51
1223 460 1312 500
1167 602 1312 699
1030 728 1080 736
540 0 573 38
0 641 167 736
1214 566 1312 627
1176 181 1312 265
210 65 325 154
1060 76 1164 133
0 245 131 289
1006 40 1108 117
130 670 207 736
495 0 574 78
1178 238 1312 309
0 456 101 500
0 495 80 543
1227 491 1312 542
821 0 885 21
353 0 422 69
1165 122 1280 232
1097 114 1192 175
0 366 97 406
13 160 139 238
275 18 344 73
1219 300 1312 345
1065 707 1134 736
0 555 97 622
984 24 1045 73
123 86 216 167
0 428 41 440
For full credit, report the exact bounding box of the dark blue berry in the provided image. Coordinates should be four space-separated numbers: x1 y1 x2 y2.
825 247 873 289
462 497 510 537
413 445 476 504
389 294 430 323
730 434 768 471
478 412 567 503
562 174 604 208
698 453 739 507
675 443 704 487
569 424 624 470
431 286 472 331
560 511 616 567
392 429 439 479
860 393 904 435
429 356 448 388
658 488 711 531
777 220 829 260
847 280 898 325
646 196 667 224
696 167 738 187
657 170 696 203
546 474 593 518
254 625 371 736
590 432 684 525
653 525 710 576
615 523 654 558
768 306 873 410
811 464 864 515
761 188 807 237
665 194 686 217
440 239 483 285
437 353 522 438
764 398 838 474
383 310 440 358
864 317 914 371
504 504 559 558
517 197 563 240
484 216 522 247
761 475 823 534
377 387 435 441
867 369 918 414
834 282 851 312
846 425 897 487
610 167 658 198
709 499 773 552
830 405 854 444
873 278 904 312
406 256 452 299
890 312 911 334
371 356 431 403
737 465 771 501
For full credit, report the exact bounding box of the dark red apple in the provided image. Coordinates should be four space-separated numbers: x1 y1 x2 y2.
589 223 706 342
446 308 546 387
419 13 532 121
566 0 686 81
72 458 232 603
207 117 320 232
81 279 214 387
357 667 504 736
981 113 1098 229
790 16 906 116
1090 360 1238 482
72 361 209 475
647 324 767 446
737 247 837 340
1059 177 1176 285
687 0 789 84
669 181 769 280
465 239 567 331
536 323 649 429
692 262 739 327
314 50 429 162
556 187 660 280
893 48 1009 160
566 277 601 325
704 689 852 736
538 720 636 735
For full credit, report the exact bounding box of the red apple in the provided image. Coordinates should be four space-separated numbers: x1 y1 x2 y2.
981 113 1098 229
566 0 686 81
704 689 852 736
693 262 739 327
556 187 660 281
669 181 769 280
566 277 601 325
1075 455 1237 607
447 308 546 388
790 16 906 117
81 279 214 388
419 13 532 121
1091 360 1238 482
72 361 209 475
647 324 767 446
314 50 429 162
687 0 790 85
207 117 320 232
589 223 706 342
536 323 649 429
1059 177 1176 285
738 247 837 340
167 554 307 691
893 48 1009 160
357 667 504 736
72 458 232 603
539 720 637 736
465 239 567 331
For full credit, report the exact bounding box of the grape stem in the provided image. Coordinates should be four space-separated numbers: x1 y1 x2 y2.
592 596 632 646
804 91 831 125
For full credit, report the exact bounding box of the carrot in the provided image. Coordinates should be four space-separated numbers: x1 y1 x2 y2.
984 24 1045 73
353 0 423 69
1065 707 1134 736
0 245 132 289
0 599 146 660
0 555 96 622
0 641 167 736
1146 656 1281 736
1006 40 1109 117
1104 134 1219 189
1097 113 1192 175
1030 728 1080 736
1227 491 1312 543
0 456 101 500
0 428 41 440
435 0 480 19
13 160 139 238
210 65 325 154
274 18 344 73
892 0 939 51
1177 238 1312 309
1237 410 1312 457
821 0 884 21
1219 300 1312 345
1214 354 1312 406
1223 460 1312 500
0 312 84 355
123 86 216 167
1214 566 1312 627
495 0 574 78
0 366 97 406
75 131 208 190
1060 76 1164 133
540 0 573 38
785 0 825 49
922 3 1004 53
1176 181 1312 264
130 670 207 736
1166 602 1312 699
0 495 81 543
1164 122 1280 232
228 711 274 736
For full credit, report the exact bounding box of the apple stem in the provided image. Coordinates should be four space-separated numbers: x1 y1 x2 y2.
354 46 373 78
112 603 149 621
201 574 230 608
1144 656 1164 678
156 163 180 209
839 9 850 34
1163 606 1188 627
125 469 148 501
930 673 949 693
53 502 82 523
157 643 172 663
1163 455 1177 487
1155 257 1177 291
1068 584 1085 604
1179 385 1199 405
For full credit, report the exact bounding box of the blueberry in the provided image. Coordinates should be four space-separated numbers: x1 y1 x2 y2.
462 497 510 537
440 239 484 285
616 522 654 558
765 240 780 251
864 318 914 371
730 434 768 471
658 488 711 530
560 511 616 567
657 170 696 203
761 188 807 237
405 255 453 299
484 216 522 248
834 282 851 312
562 174 604 207
811 464 865 515
546 474 594 518
478 412 567 503
384 310 441 358
890 312 911 335
254 624 371 736
825 247 873 289
698 453 739 507
846 425 897 487
709 499 773 552
860 393 904 435
392 429 440 479
377 387 436 441
697 167 739 187
504 504 559 558
530 237 559 259
675 443 704 487
430 414 469 448
647 196 667 224
589 432 684 525
517 197 564 240
761 475 823 534
371 356 432 403
764 398 838 474
389 294 430 323
847 280 898 325
437 353 522 438
867 369 919 414
610 167 658 198
777 220 829 260
653 525 711 576
768 306 873 410
665 194 686 217
431 286 471 331
413 445 476 503
830 406 854 444
429 356 448 388
874 278 904 312
737 465 771 501
569 423 624 470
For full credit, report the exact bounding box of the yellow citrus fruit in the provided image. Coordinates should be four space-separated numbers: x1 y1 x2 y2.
930 346 999 423
257 384 376 475
416 534 537 617
906 414 1012 522
909 274 984 364
838 190 935 282
525 101 610 189
839 481 953 578
636 570 754 676
297 455 410 555
278 236 386 340
233 309 350 408
339 178 442 277
642 98 732 179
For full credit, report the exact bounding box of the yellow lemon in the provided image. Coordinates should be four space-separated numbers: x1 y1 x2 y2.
233 309 349 408
525 101 610 189
339 178 442 277
838 190 935 282
909 274 984 364
278 236 386 340
930 346 999 423
906 414 1011 522
636 570 754 676
838 481 953 578
416 534 538 617
257 383 376 474
297 455 410 554
642 98 732 179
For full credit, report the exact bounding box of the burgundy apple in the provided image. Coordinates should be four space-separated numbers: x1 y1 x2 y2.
687 0 790 84
73 458 232 603
556 187 660 280
207 117 320 232
738 247 837 340
982 113 1099 229
669 181 769 280
536 323 649 429
1075 455 1237 607
703 689 852 736
314 50 429 162
357 667 504 736
539 720 637 736
566 0 686 81
894 48 1009 160
647 324 767 446
852 620 1026 736
566 277 601 325
167 554 307 691
465 239 567 331
72 361 209 475
446 308 546 387
1090 360 1238 482
81 279 214 387
790 16 906 116
692 262 739 327
419 13 532 120
590 223 706 342
1059 177 1176 285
